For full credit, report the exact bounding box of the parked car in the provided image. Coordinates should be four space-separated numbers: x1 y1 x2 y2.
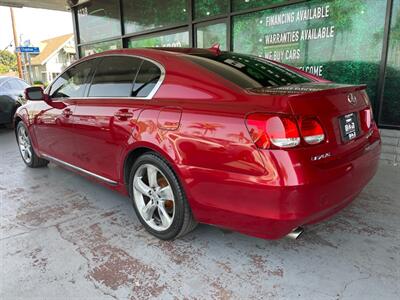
14 48 381 240
0 76 29 127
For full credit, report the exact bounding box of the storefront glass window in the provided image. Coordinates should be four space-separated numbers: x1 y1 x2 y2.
232 0 289 12
233 0 387 110
80 40 122 57
196 23 227 50
380 0 400 126
194 0 228 19
128 31 189 48
123 0 188 34
77 0 121 43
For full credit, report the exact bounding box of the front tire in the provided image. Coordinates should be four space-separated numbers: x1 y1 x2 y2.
16 122 49 168
129 152 197 240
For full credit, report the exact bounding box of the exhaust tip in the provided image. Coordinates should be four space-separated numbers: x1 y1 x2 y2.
286 227 304 240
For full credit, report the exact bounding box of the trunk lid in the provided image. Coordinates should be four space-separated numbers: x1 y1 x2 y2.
248 82 372 158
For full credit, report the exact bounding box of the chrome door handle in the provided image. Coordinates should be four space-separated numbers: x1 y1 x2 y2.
114 110 134 119
62 108 73 117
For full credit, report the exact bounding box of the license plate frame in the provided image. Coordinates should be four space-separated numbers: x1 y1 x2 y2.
339 112 360 142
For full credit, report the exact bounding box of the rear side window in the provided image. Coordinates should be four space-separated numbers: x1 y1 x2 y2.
132 60 162 98
50 59 94 98
88 56 142 97
185 52 312 89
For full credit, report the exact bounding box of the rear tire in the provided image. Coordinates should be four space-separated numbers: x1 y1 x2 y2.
16 121 49 168
129 152 197 240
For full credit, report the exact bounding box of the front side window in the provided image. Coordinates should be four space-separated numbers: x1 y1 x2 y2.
50 60 95 99
132 60 162 98
185 52 311 89
88 56 142 97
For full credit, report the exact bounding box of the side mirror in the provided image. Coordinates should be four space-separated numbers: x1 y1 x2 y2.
24 87 49 101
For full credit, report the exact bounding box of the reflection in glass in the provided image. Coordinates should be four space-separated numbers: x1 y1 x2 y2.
77 0 121 43
50 60 94 98
232 0 288 12
129 31 189 48
381 0 400 126
194 0 228 19
232 0 387 111
80 40 122 57
132 61 162 97
123 0 188 34
197 22 227 50
185 52 311 88
89 57 142 97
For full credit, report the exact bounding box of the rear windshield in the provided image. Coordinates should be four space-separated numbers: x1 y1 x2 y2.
185 52 312 89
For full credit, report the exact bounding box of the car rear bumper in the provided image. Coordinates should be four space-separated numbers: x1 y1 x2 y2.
180 133 381 240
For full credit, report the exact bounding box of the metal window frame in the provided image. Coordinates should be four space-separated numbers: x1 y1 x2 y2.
70 0 399 129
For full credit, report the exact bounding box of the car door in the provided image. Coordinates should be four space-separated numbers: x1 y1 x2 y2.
71 55 149 181
33 59 95 164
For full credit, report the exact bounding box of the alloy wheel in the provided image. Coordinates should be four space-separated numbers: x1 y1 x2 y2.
18 126 33 164
133 163 175 231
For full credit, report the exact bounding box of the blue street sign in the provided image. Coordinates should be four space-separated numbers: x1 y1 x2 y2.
15 46 40 53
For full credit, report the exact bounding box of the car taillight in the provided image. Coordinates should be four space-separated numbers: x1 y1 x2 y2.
245 113 300 149
360 108 372 132
360 91 375 129
299 118 325 145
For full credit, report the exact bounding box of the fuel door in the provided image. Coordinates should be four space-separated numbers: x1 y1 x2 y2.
157 106 182 131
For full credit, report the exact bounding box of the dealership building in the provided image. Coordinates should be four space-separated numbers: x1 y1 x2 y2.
3 0 400 161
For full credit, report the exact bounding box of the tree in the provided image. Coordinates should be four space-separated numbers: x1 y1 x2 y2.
0 50 17 74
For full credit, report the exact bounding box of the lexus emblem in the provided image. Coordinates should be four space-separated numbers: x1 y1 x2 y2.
347 93 357 105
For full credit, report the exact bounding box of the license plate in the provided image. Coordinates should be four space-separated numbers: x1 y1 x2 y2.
339 112 360 142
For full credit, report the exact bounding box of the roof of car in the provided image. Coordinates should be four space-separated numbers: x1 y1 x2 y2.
0 76 28 88
82 47 222 61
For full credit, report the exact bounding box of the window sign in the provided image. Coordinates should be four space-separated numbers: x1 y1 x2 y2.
233 0 387 109
129 31 189 48
77 0 121 43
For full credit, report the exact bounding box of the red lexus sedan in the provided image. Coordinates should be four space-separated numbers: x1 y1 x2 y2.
15 48 381 240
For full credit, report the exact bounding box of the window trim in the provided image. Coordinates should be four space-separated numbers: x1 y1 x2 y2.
47 54 166 101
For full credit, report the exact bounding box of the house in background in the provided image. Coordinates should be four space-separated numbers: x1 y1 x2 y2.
30 33 76 84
